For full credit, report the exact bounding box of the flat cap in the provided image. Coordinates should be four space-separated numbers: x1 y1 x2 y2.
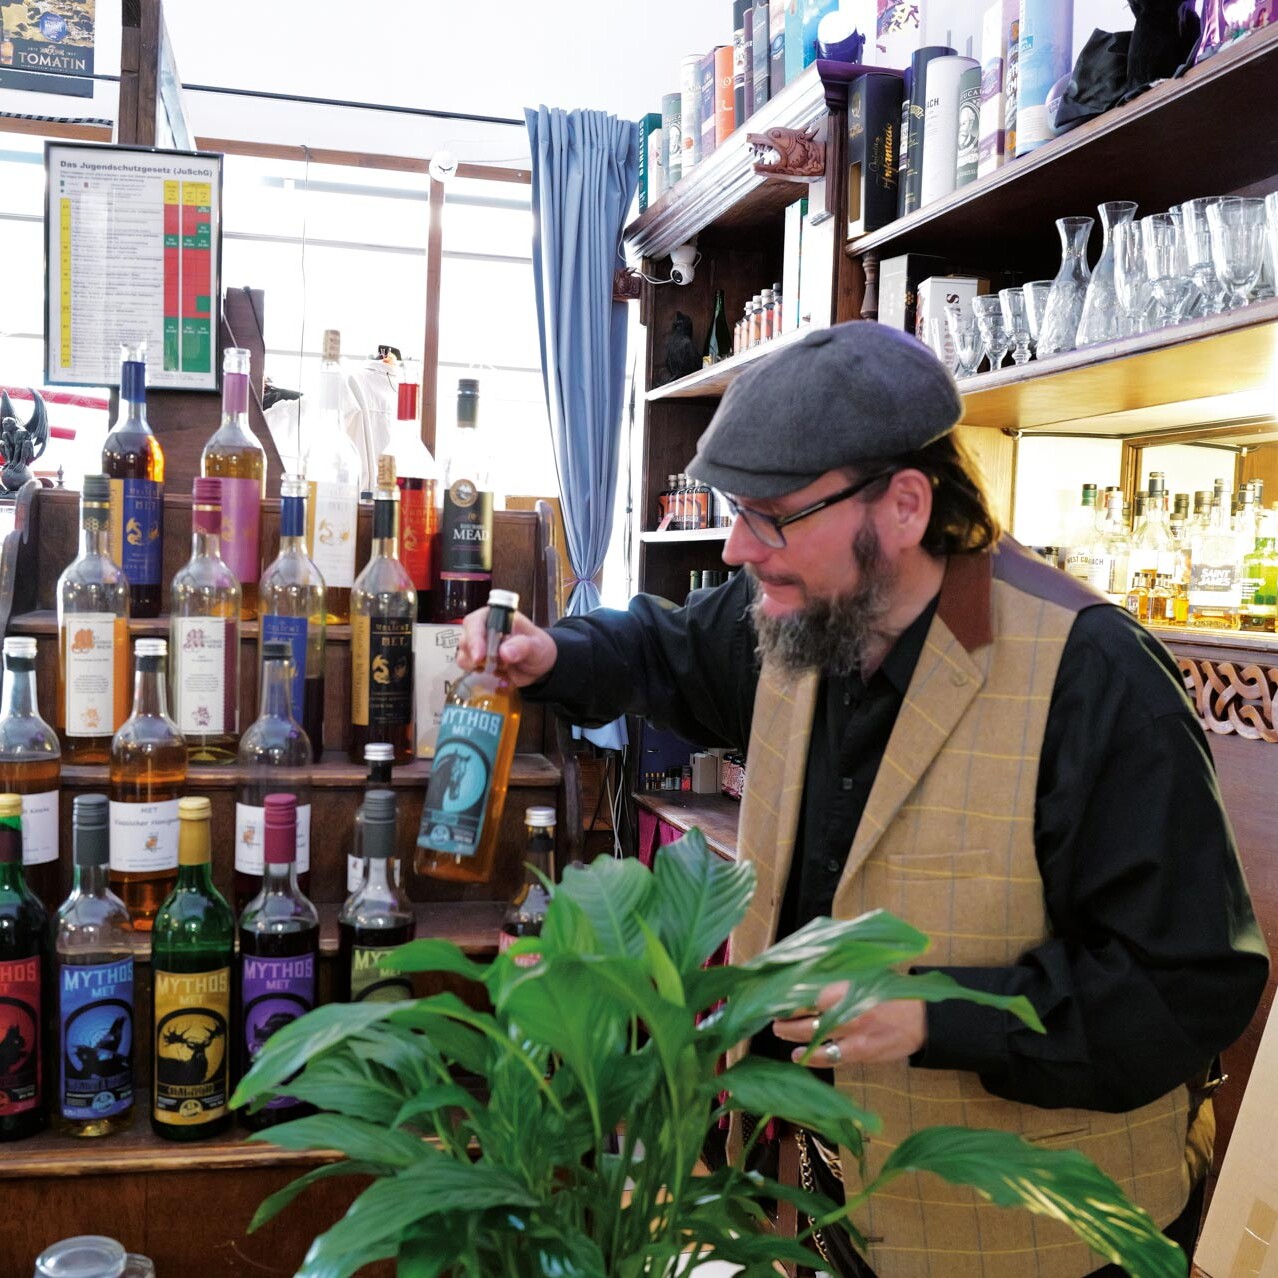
689 320 962 499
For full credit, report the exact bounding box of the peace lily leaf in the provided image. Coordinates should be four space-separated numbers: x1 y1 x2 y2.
385 937 494 984
745 909 930 970
393 1083 476 1129
249 1113 429 1170
872 1127 1188 1278
539 889 595 958
396 1229 456 1278
647 827 756 973
554 854 653 958
640 918 686 1006
280 1058 408 1126
248 1159 384 1233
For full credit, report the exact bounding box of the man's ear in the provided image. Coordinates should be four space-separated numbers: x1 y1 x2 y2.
879 469 934 551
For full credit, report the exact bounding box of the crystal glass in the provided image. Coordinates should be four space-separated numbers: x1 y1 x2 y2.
1037 217 1095 358
1178 197 1225 315
1266 192 1278 285
1208 196 1267 309
944 303 985 378
999 288 1033 365
925 316 958 374
1112 220 1151 336
971 295 1012 370
1021 281 1052 355
1141 213 1195 326
1077 201 1138 347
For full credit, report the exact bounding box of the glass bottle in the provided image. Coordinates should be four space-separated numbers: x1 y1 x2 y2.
436 379 495 623
346 742 395 894
703 289 732 365
259 474 326 758
338 789 414 1003
151 796 234 1141
351 456 416 764
1124 570 1153 623
1076 201 1138 347
0 792 48 1140
303 329 361 625
201 347 267 621
1240 509 1278 633
1188 491 1244 630
54 794 134 1137
383 368 438 623
499 806 555 964
238 793 319 1131
109 638 186 929
1129 472 1177 584
1089 489 1131 604
416 589 523 885
1036 216 1095 359
234 641 313 913
1063 483 1099 581
0 636 61 913
657 474 677 528
102 341 164 619
170 477 241 764
56 475 131 764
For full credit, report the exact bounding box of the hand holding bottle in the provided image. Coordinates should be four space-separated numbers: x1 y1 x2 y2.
457 606 557 686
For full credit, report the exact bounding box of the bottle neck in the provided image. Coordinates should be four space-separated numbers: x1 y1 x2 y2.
371 494 399 558
278 494 307 550
260 660 297 722
221 370 250 430
1 658 38 719
262 860 298 895
81 521 113 559
72 861 111 897
319 361 344 433
191 527 223 561
132 656 171 718
367 762 394 787
175 859 216 892
483 613 510 670
363 856 395 897
0 822 24 883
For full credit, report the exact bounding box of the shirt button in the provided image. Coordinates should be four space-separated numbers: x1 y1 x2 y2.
841 777 854 791
823 857 841 876
842 691 852 707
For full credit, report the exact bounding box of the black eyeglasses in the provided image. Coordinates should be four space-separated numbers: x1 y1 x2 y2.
724 470 897 550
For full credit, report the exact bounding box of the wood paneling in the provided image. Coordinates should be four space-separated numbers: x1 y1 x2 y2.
955 425 1016 528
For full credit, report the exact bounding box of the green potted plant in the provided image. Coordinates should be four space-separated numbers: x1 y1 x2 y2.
233 831 1187 1278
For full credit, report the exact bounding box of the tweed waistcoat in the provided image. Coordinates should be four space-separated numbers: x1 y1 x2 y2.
732 539 1204 1278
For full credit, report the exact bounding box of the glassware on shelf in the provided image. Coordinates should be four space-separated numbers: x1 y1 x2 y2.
998 288 1033 365
1208 196 1267 309
1112 220 1151 337
1021 281 1052 357
1076 200 1138 347
1178 196 1225 315
1036 216 1095 358
924 316 958 374
1266 192 1278 285
1141 212 1196 326
971 295 1012 371
944 303 985 378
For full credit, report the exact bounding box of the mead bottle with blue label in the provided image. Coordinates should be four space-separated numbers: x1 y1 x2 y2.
54 794 134 1137
415 589 522 885
102 342 164 619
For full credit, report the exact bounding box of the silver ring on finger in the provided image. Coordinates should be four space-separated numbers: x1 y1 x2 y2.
810 1016 820 1039
824 1040 842 1066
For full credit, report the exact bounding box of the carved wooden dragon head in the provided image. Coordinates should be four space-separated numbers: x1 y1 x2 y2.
747 124 826 179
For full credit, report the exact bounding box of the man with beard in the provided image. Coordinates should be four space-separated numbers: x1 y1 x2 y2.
455 321 1266 1278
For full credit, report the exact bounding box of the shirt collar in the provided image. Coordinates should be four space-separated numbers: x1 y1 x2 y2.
875 592 940 696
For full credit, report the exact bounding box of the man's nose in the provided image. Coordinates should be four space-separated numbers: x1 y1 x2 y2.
723 514 770 568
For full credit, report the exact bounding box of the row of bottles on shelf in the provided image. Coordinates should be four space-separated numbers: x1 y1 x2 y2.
1062 473 1277 632
3 592 526 926
699 286 787 368
101 334 493 627
0 788 555 1144
656 474 732 532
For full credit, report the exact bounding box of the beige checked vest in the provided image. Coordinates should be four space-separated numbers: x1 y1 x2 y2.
731 539 1209 1278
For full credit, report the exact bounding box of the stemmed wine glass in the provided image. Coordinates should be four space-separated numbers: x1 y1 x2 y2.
944 303 985 379
1112 220 1150 335
1208 197 1268 309
1141 213 1195 327
1177 197 1224 315
1021 281 1052 358
971 295 1012 371
999 288 1033 365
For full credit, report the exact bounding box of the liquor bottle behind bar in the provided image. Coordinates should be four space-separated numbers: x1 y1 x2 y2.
235 641 313 913
56 475 130 764
350 456 416 764
110 639 186 929
238 794 319 1130
0 793 48 1140
151 797 234 1141
102 341 164 619
0 637 60 912
499 806 556 963
202 347 267 620
54 794 134 1137
1188 484 1244 630
347 742 395 893
703 289 732 365
260 474 326 758
1063 483 1099 582
416 589 523 884
171 477 241 763
1242 506 1278 634
435 378 494 622
337 789 414 1003
303 329 361 624
383 368 438 622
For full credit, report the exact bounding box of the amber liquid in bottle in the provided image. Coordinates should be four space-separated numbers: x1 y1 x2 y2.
415 592 522 885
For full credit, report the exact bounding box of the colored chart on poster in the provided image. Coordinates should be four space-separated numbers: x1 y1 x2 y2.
44 143 222 390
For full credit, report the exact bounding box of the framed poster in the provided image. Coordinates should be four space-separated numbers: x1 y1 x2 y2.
44 142 223 390
0 0 94 97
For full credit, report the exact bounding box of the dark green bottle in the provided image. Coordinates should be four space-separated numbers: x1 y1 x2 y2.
151 796 235 1141
0 792 49 1140
703 289 732 364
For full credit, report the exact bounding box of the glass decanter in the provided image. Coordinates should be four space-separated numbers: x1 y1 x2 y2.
1036 217 1095 359
1076 201 1137 347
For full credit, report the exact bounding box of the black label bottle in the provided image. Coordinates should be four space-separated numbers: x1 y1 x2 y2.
350 456 416 763
55 794 134 1136
435 378 493 622
338 789 414 1002
102 341 164 618
499 806 555 965
238 793 319 1131
0 792 48 1139
346 742 395 894
151 796 234 1141
416 589 523 884
0 636 61 913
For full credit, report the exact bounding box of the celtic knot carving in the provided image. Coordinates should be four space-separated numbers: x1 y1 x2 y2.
1177 657 1278 743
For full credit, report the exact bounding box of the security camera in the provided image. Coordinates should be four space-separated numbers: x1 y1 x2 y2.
669 244 698 286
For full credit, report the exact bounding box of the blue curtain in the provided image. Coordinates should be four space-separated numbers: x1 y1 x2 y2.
525 106 638 750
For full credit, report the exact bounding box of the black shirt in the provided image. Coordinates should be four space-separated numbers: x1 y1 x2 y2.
534 568 1269 1113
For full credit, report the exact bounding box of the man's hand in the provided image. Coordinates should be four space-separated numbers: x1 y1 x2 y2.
772 982 926 1068
457 606 559 687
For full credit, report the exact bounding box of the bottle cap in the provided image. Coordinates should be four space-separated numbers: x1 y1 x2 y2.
524 806 556 828
223 347 251 376
0 794 20 819
136 638 167 658
322 329 341 362
262 640 293 663
361 789 396 858
488 589 520 612
192 476 221 507
377 454 397 488
281 473 307 500
364 743 395 763
264 793 298 865
82 474 110 503
3 636 36 660
178 796 211 821
397 381 419 421
457 378 479 397
73 794 110 866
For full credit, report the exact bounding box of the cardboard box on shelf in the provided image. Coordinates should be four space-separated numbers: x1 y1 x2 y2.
877 252 948 335
413 623 463 757
916 274 989 358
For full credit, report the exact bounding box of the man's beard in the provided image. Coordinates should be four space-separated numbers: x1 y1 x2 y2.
750 522 895 677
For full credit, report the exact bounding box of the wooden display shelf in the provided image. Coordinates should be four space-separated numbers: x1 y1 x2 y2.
1148 624 1278 655
633 791 739 861
646 327 810 401
850 23 1278 264
638 528 730 544
958 296 1278 438
9 609 353 642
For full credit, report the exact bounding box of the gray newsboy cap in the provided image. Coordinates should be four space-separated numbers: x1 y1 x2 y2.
688 321 962 499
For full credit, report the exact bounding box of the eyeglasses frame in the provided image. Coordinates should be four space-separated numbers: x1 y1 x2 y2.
724 468 900 550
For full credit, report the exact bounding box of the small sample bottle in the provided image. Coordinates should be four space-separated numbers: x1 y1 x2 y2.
499 806 555 965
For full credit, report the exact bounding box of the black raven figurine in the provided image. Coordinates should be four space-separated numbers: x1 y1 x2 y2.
662 312 703 384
